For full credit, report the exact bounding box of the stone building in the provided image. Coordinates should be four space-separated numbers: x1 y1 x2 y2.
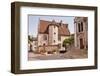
37 20 70 52
74 17 88 49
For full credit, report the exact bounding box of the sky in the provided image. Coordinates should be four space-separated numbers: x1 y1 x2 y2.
28 15 75 37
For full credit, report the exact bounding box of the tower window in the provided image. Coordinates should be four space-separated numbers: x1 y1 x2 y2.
54 40 56 43
54 32 56 34
43 43 46 46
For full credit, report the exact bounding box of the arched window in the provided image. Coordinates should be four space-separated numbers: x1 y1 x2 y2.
78 23 81 32
81 22 83 31
78 22 83 32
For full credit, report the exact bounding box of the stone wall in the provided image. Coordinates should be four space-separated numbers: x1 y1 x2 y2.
38 45 59 53
74 17 88 49
38 34 48 46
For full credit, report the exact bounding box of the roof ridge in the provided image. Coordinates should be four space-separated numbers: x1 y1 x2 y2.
40 19 67 24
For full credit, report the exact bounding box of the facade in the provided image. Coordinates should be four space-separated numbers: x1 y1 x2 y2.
28 20 70 53
37 20 70 52
74 17 88 49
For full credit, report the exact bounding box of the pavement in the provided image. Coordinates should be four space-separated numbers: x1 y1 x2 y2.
28 47 88 61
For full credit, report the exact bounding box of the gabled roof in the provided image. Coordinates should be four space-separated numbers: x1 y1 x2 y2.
38 20 50 34
38 20 70 36
58 24 70 36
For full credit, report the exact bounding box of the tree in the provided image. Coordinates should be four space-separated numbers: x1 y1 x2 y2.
63 38 70 51
63 36 74 51
69 36 74 46
28 35 34 52
28 35 34 42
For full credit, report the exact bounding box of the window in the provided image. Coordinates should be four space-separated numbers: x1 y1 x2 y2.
81 22 83 31
54 32 56 34
43 43 45 46
78 22 83 32
44 35 47 40
78 23 81 32
54 40 56 43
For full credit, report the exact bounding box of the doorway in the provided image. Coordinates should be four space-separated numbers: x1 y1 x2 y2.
80 38 84 49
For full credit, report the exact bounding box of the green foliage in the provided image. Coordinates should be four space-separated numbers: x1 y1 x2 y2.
69 36 74 44
63 36 74 47
28 35 34 42
63 38 70 47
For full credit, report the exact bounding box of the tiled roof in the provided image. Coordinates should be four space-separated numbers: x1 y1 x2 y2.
38 20 50 33
38 20 70 36
58 24 70 36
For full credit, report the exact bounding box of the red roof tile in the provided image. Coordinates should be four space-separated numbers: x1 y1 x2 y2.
38 20 70 36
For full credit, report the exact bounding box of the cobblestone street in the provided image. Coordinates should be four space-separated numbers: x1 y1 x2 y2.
28 47 88 60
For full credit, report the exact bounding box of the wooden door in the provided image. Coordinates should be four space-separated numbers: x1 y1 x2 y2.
80 38 84 49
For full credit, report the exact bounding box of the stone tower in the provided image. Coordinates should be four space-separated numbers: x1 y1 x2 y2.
48 20 58 45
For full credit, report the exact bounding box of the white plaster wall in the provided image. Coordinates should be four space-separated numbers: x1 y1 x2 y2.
49 25 58 45
38 34 48 46
52 26 58 45
49 26 53 44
